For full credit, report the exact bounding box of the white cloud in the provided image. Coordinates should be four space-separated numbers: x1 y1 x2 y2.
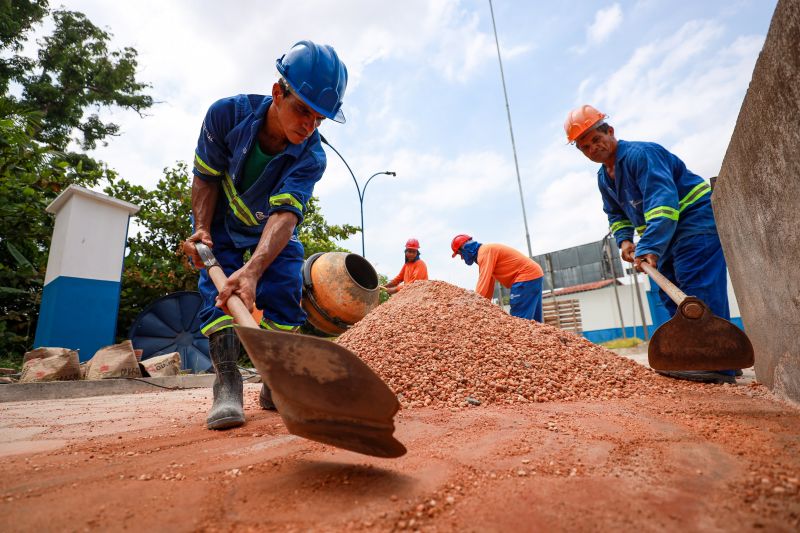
41 0 771 294
587 3 624 45
525 18 764 263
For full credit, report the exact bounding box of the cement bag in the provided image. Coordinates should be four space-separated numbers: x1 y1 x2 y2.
85 340 142 380
20 347 81 383
141 352 181 377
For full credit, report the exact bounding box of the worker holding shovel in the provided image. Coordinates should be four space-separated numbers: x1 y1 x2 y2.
565 105 737 384
452 235 544 322
182 41 348 430
382 238 429 294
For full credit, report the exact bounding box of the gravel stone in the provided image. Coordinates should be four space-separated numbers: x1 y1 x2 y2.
338 281 668 409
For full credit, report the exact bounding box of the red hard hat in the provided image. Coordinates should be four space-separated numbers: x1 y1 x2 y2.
405 238 420 250
564 104 607 143
451 234 472 257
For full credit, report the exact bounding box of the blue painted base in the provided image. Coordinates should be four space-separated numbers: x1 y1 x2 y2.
34 276 122 362
583 317 744 345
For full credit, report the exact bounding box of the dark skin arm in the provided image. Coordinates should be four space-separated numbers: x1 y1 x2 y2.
182 175 298 312
182 176 219 268
215 210 297 313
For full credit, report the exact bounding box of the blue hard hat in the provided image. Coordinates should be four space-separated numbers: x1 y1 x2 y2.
276 40 348 124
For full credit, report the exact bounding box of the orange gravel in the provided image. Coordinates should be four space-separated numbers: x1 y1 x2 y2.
339 280 681 408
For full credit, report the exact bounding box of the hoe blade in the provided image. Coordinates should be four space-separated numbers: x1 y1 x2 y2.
648 297 754 371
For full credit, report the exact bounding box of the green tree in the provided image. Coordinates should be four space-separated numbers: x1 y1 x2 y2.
0 110 111 367
298 196 360 258
0 1 152 366
2 2 152 150
104 163 197 337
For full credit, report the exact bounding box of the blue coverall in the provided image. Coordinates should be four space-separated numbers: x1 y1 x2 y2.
599 140 729 321
192 94 326 335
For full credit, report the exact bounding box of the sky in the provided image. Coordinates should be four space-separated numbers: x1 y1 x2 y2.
43 0 777 289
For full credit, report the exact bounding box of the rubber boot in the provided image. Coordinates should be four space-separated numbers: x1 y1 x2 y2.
206 329 245 430
259 383 277 411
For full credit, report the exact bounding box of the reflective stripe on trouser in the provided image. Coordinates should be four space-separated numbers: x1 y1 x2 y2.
260 318 300 332
655 232 729 320
197 231 306 336
202 315 234 336
509 277 544 322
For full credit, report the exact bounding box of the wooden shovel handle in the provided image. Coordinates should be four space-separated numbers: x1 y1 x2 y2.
194 243 259 329
639 262 687 306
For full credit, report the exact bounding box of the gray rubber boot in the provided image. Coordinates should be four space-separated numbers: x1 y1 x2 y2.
206 329 245 430
259 383 277 411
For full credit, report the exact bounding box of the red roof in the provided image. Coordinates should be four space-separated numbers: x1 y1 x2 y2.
549 279 617 296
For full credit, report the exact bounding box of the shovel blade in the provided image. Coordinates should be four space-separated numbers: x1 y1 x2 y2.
234 325 406 458
648 299 754 371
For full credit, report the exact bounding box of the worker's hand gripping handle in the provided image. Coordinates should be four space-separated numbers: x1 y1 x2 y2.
639 262 687 306
194 243 259 329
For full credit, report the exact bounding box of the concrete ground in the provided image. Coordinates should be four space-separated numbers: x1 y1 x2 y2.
0 349 798 532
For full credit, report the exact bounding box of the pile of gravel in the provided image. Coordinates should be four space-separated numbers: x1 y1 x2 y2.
338 280 670 408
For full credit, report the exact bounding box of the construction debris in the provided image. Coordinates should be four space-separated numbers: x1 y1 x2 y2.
339 280 678 408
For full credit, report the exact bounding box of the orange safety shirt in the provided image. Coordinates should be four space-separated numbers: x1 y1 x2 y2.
475 243 543 299
390 259 429 290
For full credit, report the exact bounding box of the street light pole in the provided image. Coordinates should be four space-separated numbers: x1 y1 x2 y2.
359 171 396 257
319 135 396 258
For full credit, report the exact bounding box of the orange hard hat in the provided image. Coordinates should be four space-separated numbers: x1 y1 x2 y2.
451 234 472 257
564 105 607 143
405 238 420 250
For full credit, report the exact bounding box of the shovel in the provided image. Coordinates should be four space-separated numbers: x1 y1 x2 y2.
640 262 754 371
194 243 406 458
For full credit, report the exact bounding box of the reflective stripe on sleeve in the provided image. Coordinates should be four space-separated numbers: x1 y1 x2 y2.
644 205 679 222
679 182 711 212
636 225 647 236
194 154 222 177
269 193 303 212
610 219 634 234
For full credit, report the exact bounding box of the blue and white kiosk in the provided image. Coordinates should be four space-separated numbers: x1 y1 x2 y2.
34 185 139 361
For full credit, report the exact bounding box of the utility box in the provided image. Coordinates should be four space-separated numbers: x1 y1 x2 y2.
34 185 139 361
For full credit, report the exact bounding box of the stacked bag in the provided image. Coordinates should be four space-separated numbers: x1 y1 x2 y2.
16 340 181 383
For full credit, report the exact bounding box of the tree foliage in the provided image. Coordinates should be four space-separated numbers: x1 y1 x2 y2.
299 197 360 257
0 1 152 366
1 1 152 150
0 110 113 366
0 1 358 365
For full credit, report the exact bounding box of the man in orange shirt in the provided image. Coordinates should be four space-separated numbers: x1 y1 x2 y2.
383 238 429 294
451 234 544 322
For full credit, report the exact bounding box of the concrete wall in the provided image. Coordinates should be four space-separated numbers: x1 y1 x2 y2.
713 0 800 401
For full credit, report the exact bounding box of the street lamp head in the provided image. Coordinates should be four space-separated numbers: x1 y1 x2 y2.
386 171 397 176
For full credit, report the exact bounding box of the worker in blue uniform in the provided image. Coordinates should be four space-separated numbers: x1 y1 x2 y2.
565 105 737 384
183 41 348 429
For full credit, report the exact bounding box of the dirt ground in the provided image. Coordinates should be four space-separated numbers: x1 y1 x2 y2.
1 378 799 532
